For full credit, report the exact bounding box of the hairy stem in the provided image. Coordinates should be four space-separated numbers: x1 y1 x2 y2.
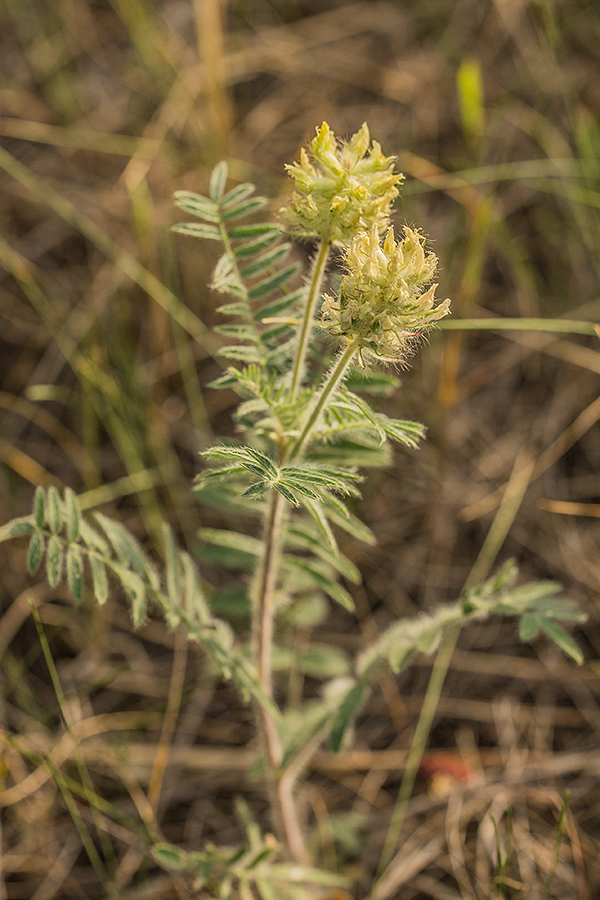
253 486 308 862
289 337 359 461
289 240 331 398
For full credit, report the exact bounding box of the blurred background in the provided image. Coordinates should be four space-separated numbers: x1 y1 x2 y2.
1 1 599 897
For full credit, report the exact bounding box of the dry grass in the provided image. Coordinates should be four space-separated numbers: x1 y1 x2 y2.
1 0 599 897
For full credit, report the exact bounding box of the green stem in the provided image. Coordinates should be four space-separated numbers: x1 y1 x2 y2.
289 338 359 461
289 240 332 397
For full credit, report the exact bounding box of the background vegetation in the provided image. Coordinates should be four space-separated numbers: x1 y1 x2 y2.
1 0 599 897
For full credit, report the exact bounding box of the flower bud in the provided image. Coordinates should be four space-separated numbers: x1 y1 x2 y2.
281 122 403 244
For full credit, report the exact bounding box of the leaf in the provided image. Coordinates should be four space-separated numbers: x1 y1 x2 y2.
34 486 46 529
163 524 181 608
66 544 84 603
219 346 263 363
152 843 190 870
254 287 305 321
46 534 63 586
220 182 256 209
539 619 583 664
47 485 62 534
64 488 81 543
287 524 359 582
234 230 282 258
172 222 221 241
222 197 267 221
94 512 160 589
330 682 366 752
248 264 300 300
180 551 210 624
112 564 147 626
209 161 228 202
229 223 281 240
200 528 262 558
27 530 45 574
240 244 291 279
90 555 109 605
282 557 354 610
3 516 35 538
295 644 351 678
173 190 219 222
272 481 299 505
519 614 540 642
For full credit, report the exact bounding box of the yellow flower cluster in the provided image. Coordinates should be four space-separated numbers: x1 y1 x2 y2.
281 122 403 244
320 225 451 362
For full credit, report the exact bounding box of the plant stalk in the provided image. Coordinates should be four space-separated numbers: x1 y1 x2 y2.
289 338 359 460
253 485 308 863
289 239 331 398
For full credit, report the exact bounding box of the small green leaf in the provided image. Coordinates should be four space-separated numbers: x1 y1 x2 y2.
152 843 190 870
47 486 62 534
66 544 84 603
539 619 583 664
229 223 281 240
46 534 63 586
173 190 219 222
64 488 80 543
27 531 45 574
330 682 365 752
519 614 540 642
234 230 282 258
6 516 35 537
34 486 46 529
209 161 228 202
248 263 300 299
272 482 298 505
220 182 256 209
172 222 221 241
90 555 109 605
222 197 267 221
163 524 181 608
240 243 291 279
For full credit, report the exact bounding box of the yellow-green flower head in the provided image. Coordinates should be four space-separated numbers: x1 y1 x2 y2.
281 122 404 244
320 225 451 362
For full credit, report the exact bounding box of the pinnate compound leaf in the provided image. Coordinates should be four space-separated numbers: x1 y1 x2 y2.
34 486 46 529
46 534 63 586
330 682 366 752
27 530 45 574
66 544 84 603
